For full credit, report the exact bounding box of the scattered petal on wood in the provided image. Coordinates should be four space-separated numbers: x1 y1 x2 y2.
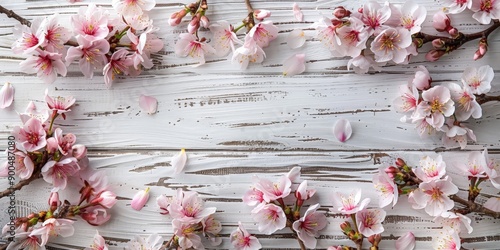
172 148 187 174
0 82 14 109
293 3 303 21
286 29 306 49
139 94 158 114
333 119 352 142
131 187 150 211
283 54 306 77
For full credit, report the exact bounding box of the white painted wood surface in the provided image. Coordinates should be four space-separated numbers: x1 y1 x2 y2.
0 0 499 249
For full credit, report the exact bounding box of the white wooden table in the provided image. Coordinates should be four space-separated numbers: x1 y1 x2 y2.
0 0 499 249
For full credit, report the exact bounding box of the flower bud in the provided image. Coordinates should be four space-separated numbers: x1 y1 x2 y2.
432 39 446 49
253 9 271 21
432 11 451 32
90 191 117 209
426 50 446 62
188 16 200 34
200 15 210 28
169 9 188 26
395 158 406 168
340 221 352 232
333 6 351 19
48 192 60 212
72 144 87 160
384 166 398 179
448 28 459 37
46 138 58 154
474 38 488 60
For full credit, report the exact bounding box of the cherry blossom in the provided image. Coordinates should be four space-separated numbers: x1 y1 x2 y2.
253 9 271 21
433 11 453 33
333 118 352 143
292 204 327 249
209 21 242 57
89 190 117 209
251 203 286 234
286 29 306 49
412 65 431 90
131 187 150 211
355 208 386 237
455 151 487 178
127 234 163 250
85 230 108 250
395 232 416 250
248 21 278 48
243 188 265 207
373 168 398 208
42 157 80 191
168 190 216 223
359 0 392 35
330 189 370 215
45 89 76 118
175 33 215 67
445 82 482 121
471 0 500 24
483 197 500 212
52 128 76 155
39 14 71 53
292 3 303 21
283 54 306 77
19 101 50 124
415 86 455 129
371 27 412 64
72 4 109 41
11 17 45 55
12 117 47 152
65 36 110 79
19 49 67 84
12 151 34 180
230 222 262 250
432 229 461 250
461 65 494 95
413 155 446 183
295 180 316 202
393 83 419 114
435 212 473 234
202 215 222 245
410 176 458 216
347 52 385 74
0 82 14 109
440 119 476 149
232 35 266 69
171 148 187 174
4 232 44 250
387 0 427 34
336 17 370 57
103 49 133 88
172 220 204 249
252 174 291 202
315 17 343 56
29 218 75 246
156 188 183 215
442 0 472 14
139 94 158 115
112 0 156 17
80 206 111 226
483 149 500 189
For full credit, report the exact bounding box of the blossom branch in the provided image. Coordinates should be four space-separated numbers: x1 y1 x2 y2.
0 171 41 199
476 94 500 105
0 5 31 26
450 195 500 219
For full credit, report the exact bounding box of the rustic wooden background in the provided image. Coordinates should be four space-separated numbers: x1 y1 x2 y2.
0 0 499 249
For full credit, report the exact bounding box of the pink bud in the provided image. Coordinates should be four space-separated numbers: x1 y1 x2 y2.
46 138 58 154
333 6 351 19
432 39 445 49
432 11 451 32
48 192 60 212
169 9 188 27
253 9 271 21
131 187 150 211
91 191 117 209
395 158 406 167
188 16 200 34
200 15 210 28
448 28 458 37
72 144 87 160
425 50 445 62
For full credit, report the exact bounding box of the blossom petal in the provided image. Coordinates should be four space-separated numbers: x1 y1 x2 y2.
293 3 304 21
139 95 158 115
283 54 306 77
0 82 14 109
286 29 306 49
395 232 416 250
333 119 352 142
172 148 187 174
131 187 150 211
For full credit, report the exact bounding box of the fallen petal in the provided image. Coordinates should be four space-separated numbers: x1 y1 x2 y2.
0 82 14 109
333 119 352 142
172 148 187 174
139 95 158 114
131 187 150 211
395 232 415 250
286 29 306 49
283 54 306 77
293 3 303 21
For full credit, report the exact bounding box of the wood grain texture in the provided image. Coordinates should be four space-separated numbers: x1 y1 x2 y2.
0 0 499 249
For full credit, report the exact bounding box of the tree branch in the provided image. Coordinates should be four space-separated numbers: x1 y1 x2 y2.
476 94 500 105
0 170 41 199
450 195 500 219
0 5 31 26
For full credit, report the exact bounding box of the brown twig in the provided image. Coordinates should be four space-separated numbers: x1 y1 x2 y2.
0 171 41 199
244 0 253 13
0 5 31 26
476 94 500 105
450 194 500 219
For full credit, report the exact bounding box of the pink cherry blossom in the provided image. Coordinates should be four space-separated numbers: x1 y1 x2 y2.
127 234 163 250
483 197 500 212
230 222 262 250
333 118 352 143
435 212 473 234
456 151 487 178
413 155 446 183
292 204 327 249
19 49 67 84
249 21 278 48
45 89 76 118
52 128 76 155
252 174 291 202
433 11 452 32
11 18 45 54
103 49 132 88
295 180 316 202
416 86 455 129
42 157 80 191
243 188 265 207
80 206 111 226
112 0 156 17
442 0 472 14
85 230 108 250
171 148 187 174
72 4 109 41
471 0 500 24
19 101 50 124
29 218 74 246
395 232 415 250
448 82 482 121
14 151 35 180
411 177 458 216
359 0 391 35
432 229 461 250
131 187 150 211
4 232 43 250
232 35 266 69
355 208 386 237
172 220 204 249
89 190 117 209
292 3 303 21
0 82 14 109
39 14 71 53
314 17 345 56
202 215 222 245
283 54 306 77
251 203 286 234
286 29 306 49
335 17 370 58
209 21 242 57
168 190 216 223
371 27 412 64
394 83 419 114
412 65 431 90
156 188 183 215
254 9 271 21
12 117 47 152
440 118 476 149
175 33 215 67
286 166 301 182
348 53 385 74
139 94 158 115
373 168 398 208
330 189 370 215
461 65 494 95
65 36 110 78
483 149 500 189
387 1 427 34
76 168 110 203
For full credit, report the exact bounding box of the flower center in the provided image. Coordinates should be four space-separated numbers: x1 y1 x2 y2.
430 99 444 113
481 0 493 12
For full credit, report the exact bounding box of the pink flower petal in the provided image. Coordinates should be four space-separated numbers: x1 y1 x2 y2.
333 119 352 142
293 3 303 21
172 148 187 174
283 54 306 77
131 187 150 211
286 29 306 49
139 95 158 114
0 82 14 109
395 232 416 250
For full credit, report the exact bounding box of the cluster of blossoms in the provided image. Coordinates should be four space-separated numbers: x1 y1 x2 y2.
169 0 279 69
12 0 163 87
242 167 327 249
155 188 222 249
373 151 500 249
393 64 495 148
0 91 117 248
